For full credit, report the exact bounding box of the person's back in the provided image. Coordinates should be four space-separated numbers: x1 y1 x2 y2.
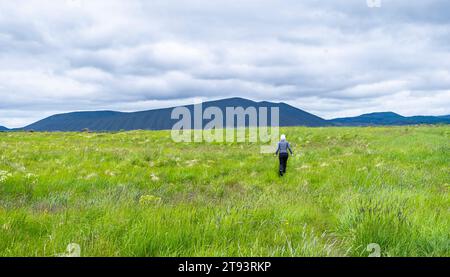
277 140 292 154
275 134 293 176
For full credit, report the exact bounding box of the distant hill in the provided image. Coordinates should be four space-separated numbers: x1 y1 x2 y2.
330 112 450 126
13 99 450 131
21 97 330 131
0 126 9 131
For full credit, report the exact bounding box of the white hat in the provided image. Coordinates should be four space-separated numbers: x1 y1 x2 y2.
280 134 286 141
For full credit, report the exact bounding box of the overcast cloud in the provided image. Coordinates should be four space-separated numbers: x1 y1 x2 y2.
1 0 450 127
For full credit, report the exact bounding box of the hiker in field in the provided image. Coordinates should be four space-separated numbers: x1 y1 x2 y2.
275 134 293 176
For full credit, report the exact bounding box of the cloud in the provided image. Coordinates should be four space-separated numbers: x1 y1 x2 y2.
0 0 450 127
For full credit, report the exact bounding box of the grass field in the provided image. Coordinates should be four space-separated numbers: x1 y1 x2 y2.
0 126 449 257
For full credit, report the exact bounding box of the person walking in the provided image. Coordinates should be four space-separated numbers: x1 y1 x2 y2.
275 134 293 176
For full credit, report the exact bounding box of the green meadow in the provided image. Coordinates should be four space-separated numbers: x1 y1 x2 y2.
0 126 448 257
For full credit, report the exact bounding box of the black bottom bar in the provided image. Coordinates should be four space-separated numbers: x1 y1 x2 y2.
0 257 448 275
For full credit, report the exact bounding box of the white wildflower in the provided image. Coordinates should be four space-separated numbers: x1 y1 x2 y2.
0 170 12 183
150 173 159 181
26 173 37 179
185 159 198 167
105 170 115 176
84 173 97 180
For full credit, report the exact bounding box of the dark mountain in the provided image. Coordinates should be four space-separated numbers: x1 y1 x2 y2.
15 99 450 131
0 126 9 131
22 97 330 131
330 112 450 126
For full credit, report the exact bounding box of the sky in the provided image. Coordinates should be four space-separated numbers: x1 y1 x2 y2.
1 0 450 128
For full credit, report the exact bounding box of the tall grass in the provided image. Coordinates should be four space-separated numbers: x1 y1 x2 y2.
0 126 448 256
